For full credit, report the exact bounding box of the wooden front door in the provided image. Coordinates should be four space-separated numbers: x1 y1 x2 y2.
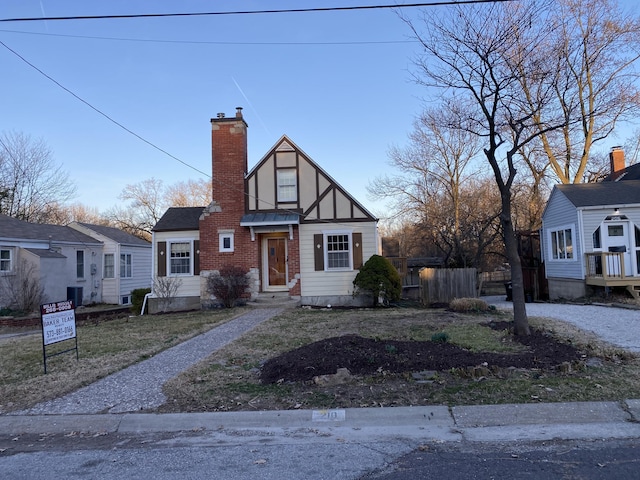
266 237 287 289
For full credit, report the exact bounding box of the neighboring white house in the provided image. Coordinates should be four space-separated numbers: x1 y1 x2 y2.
69 222 152 305
0 214 152 310
542 180 640 300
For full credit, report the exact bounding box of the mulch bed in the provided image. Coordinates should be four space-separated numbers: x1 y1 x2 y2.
260 321 582 384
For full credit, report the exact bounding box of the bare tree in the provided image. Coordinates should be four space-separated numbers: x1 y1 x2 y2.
370 106 501 268
106 177 210 240
0 131 76 223
403 1 569 335
1 258 45 313
518 0 640 184
165 178 211 207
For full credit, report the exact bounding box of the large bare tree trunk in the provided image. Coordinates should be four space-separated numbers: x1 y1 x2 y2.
501 193 529 336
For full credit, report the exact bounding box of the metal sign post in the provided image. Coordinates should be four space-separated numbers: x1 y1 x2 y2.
40 300 79 374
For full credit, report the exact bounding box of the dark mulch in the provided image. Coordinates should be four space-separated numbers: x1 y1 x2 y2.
260 321 582 384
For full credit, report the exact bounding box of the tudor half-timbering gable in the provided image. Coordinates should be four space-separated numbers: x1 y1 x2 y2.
243 136 379 305
245 136 375 224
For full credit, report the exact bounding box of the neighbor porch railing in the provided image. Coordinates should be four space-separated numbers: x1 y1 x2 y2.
585 252 626 280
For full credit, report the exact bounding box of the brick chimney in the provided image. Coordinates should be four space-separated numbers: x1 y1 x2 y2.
199 107 257 275
609 146 625 181
210 107 248 208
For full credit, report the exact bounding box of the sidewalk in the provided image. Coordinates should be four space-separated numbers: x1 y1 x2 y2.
2 401 640 444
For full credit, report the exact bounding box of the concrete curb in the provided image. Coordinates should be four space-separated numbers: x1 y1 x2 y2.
2 401 640 444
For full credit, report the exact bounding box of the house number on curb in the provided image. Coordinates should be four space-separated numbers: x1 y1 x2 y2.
312 409 346 422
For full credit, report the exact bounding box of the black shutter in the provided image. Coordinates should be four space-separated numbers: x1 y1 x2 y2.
157 241 166 277
314 234 324 271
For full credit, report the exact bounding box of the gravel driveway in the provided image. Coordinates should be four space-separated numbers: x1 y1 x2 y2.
483 295 640 353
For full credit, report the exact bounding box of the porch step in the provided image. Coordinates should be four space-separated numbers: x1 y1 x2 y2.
246 292 300 309
626 285 640 301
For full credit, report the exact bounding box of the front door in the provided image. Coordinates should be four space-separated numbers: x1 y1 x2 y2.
264 237 287 290
603 222 633 276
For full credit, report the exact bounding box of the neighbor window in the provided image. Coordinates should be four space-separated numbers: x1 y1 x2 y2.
0 248 12 272
549 226 574 260
219 232 234 252
77 250 85 278
592 227 601 249
120 253 132 278
170 242 191 275
104 254 115 278
277 169 297 202
326 233 351 270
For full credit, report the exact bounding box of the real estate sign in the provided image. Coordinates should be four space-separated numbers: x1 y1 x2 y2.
40 300 78 373
41 300 76 345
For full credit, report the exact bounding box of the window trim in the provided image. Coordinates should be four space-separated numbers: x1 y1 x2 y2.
104 253 115 279
324 231 353 271
218 231 235 253
0 247 13 274
77 250 85 279
120 253 132 278
168 240 192 276
277 168 297 203
547 224 576 262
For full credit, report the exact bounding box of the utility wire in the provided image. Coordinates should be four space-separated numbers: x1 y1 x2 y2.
0 40 378 224
0 1 516 23
0 28 416 46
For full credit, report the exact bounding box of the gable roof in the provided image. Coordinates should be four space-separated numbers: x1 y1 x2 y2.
0 214 101 244
75 222 150 246
603 162 640 182
555 180 640 207
152 207 205 232
247 135 377 223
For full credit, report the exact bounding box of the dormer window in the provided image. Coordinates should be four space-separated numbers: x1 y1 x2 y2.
277 169 297 202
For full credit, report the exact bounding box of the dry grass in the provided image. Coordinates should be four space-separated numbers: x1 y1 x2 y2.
4 306 640 414
0 308 242 413
158 307 640 413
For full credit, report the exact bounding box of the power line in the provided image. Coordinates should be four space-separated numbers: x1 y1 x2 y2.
0 28 417 46
0 39 210 179
0 40 374 225
0 1 516 23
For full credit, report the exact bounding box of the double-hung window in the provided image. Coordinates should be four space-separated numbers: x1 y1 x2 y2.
77 250 85 278
549 226 574 260
104 254 115 278
120 253 132 278
170 242 191 275
326 233 351 270
0 248 12 273
277 169 297 202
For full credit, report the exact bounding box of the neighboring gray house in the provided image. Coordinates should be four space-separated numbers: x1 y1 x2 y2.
69 222 152 305
541 180 640 300
0 214 152 310
0 214 103 309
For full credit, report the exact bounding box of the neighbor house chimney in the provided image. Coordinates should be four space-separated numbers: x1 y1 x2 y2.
610 146 625 181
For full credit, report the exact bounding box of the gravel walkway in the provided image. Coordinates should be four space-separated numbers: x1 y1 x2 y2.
483 295 640 353
12 308 283 415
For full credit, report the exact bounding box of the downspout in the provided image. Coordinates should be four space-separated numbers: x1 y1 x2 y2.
141 230 156 316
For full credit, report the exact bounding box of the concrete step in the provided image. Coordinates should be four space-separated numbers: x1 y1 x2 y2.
246 293 300 308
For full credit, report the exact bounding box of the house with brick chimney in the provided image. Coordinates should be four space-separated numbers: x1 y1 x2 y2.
541 147 640 300
149 108 379 312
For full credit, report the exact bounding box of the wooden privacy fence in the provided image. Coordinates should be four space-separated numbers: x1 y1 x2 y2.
419 267 477 305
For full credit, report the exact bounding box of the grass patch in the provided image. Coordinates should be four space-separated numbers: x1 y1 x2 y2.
157 307 640 412
0 309 242 413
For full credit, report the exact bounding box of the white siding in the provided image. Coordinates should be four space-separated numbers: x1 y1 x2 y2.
119 244 152 302
101 242 118 304
299 222 378 297
153 230 200 298
542 190 582 280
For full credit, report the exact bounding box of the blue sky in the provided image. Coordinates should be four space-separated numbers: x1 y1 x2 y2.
0 1 428 219
1 1 638 221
